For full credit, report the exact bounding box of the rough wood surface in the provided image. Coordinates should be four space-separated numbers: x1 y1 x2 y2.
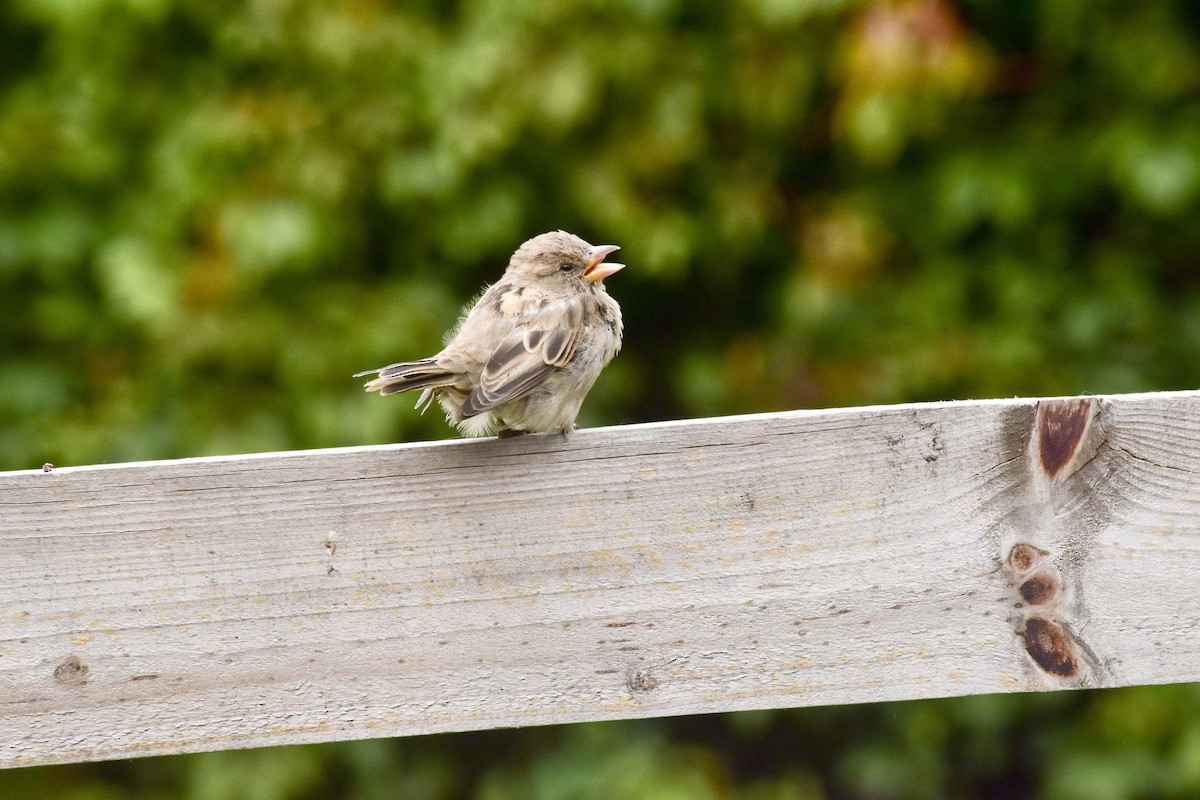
2 391 1199 767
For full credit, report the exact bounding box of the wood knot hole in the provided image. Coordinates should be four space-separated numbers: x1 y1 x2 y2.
1022 617 1078 677
53 655 89 685
1037 398 1094 477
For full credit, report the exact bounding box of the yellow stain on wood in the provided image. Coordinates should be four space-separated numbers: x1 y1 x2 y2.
997 671 1022 690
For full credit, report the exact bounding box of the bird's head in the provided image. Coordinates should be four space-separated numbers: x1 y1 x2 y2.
507 230 624 289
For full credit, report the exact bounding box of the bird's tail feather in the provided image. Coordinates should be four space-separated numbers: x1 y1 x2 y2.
356 359 456 397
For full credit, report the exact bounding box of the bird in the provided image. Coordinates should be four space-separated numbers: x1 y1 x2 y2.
356 231 625 438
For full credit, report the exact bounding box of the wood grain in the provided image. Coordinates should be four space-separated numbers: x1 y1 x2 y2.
3 391 1200 767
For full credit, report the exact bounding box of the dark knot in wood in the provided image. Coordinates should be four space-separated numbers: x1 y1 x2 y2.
1037 398 1094 477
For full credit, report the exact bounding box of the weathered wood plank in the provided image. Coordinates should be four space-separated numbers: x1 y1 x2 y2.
2 391 1199 767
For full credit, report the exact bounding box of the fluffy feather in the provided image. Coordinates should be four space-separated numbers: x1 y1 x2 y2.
357 231 624 437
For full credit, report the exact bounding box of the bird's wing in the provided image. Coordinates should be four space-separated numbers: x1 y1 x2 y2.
459 298 587 418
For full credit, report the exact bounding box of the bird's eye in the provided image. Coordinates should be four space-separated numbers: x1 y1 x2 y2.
559 263 575 272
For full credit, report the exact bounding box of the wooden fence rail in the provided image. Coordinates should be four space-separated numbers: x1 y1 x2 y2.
3 391 1199 768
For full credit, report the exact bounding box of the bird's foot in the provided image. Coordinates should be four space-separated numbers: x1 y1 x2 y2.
497 428 530 439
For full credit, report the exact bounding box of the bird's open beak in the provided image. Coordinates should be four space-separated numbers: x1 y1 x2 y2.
582 244 624 282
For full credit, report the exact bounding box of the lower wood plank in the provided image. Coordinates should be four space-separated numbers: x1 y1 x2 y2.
2 391 1199 767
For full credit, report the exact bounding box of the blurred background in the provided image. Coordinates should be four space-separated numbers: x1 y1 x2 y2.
3 0 1200 796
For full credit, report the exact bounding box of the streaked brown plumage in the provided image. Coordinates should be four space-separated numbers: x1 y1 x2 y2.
356 231 624 437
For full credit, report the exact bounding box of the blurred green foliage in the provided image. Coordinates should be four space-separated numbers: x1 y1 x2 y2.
3 0 1200 796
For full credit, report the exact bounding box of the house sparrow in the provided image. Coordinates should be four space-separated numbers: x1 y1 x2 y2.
356 231 624 438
